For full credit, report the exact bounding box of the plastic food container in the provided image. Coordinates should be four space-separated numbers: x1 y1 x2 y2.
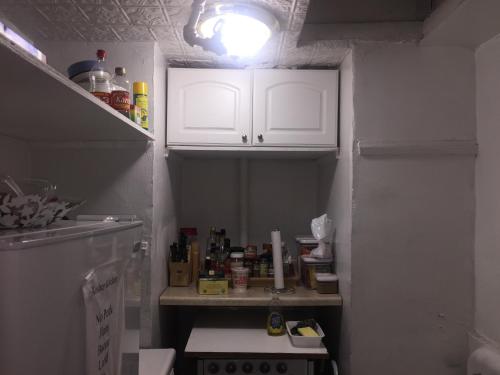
315 273 338 294
231 267 249 292
286 321 325 348
295 236 319 256
300 255 334 289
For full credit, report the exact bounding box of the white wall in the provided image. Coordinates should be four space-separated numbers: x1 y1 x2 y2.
318 51 354 375
0 135 31 180
27 41 176 348
350 43 476 375
180 159 319 252
474 35 500 347
148 43 180 347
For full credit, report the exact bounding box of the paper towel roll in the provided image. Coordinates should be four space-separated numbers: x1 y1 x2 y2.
271 230 284 290
468 346 500 375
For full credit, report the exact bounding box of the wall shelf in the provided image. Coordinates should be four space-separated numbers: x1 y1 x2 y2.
159 286 342 307
186 315 329 359
165 145 338 160
0 34 154 142
357 140 478 157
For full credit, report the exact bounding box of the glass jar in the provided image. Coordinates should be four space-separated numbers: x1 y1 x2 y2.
259 259 269 278
230 252 244 269
244 245 257 260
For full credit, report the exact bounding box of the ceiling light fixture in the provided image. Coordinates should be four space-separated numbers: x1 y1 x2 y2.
184 1 279 58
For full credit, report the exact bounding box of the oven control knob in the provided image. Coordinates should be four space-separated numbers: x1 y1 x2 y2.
260 362 271 373
207 362 219 374
242 362 253 373
277 362 288 374
225 362 237 373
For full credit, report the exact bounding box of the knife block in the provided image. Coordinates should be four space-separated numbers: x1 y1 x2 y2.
169 257 192 286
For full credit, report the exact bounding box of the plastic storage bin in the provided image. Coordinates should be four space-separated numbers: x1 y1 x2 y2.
286 321 325 348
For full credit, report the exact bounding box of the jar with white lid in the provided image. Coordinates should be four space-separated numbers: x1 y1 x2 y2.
230 252 244 269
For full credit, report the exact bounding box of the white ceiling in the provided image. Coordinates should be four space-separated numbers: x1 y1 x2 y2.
0 0 350 67
0 0 436 67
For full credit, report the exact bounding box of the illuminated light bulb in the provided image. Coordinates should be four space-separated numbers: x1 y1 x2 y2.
199 13 272 58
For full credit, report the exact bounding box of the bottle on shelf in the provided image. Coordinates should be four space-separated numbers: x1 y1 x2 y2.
133 81 148 130
191 241 200 281
89 49 112 105
267 294 286 336
111 67 130 117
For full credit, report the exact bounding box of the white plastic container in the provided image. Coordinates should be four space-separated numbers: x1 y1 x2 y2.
286 321 325 348
0 220 143 375
231 266 249 292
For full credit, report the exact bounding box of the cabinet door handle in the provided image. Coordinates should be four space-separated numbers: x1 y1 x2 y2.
242 134 248 143
258 134 264 142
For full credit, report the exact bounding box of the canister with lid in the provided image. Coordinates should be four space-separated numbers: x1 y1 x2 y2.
230 252 244 269
315 273 339 294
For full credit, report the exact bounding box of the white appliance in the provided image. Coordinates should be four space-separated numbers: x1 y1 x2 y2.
0 219 142 375
468 345 500 375
199 358 311 375
140 349 176 375
186 312 327 375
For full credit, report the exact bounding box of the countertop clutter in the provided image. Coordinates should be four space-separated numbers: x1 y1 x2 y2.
0 33 153 142
69 49 149 131
162 226 342 307
186 311 329 359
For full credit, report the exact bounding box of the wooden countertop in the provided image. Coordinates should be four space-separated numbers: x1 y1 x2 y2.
159 286 342 307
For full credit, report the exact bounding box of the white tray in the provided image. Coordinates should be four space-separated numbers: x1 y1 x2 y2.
286 321 325 348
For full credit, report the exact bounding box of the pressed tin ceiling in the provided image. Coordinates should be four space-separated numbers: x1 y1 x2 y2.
0 0 350 67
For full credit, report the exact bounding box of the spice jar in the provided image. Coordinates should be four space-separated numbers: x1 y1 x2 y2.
230 252 244 269
244 245 257 260
253 262 260 277
262 243 273 254
259 259 269 278
268 265 275 278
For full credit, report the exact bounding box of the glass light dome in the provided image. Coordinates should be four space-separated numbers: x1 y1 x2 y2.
198 4 279 58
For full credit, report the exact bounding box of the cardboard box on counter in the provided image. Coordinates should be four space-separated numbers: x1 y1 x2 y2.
197 277 228 295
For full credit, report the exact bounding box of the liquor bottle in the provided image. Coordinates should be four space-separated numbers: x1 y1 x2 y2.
89 49 112 105
111 67 130 117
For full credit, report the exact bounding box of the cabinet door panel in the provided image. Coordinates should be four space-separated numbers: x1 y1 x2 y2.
253 70 338 146
167 69 252 145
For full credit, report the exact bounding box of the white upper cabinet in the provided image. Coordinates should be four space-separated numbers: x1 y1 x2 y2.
167 68 252 146
253 70 338 146
167 68 338 150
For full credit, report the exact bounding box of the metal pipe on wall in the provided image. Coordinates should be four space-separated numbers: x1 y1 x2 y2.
239 158 248 246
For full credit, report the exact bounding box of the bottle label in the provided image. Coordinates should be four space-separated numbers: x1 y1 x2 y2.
111 90 130 111
134 94 148 130
92 92 111 105
270 313 283 329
